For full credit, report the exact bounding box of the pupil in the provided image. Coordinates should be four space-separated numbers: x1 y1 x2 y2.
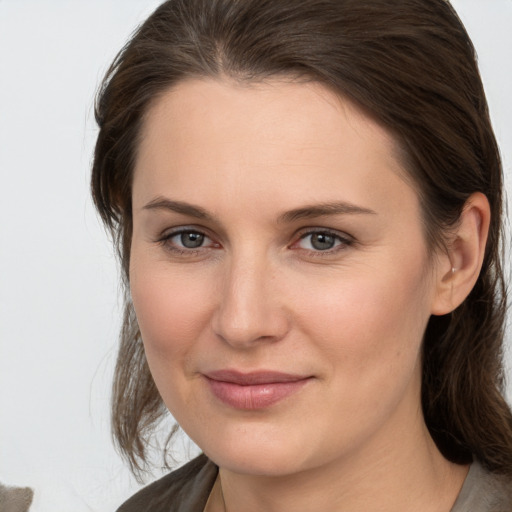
181 232 204 248
311 233 335 250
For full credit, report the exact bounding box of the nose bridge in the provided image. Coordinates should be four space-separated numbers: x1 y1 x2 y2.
213 244 288 347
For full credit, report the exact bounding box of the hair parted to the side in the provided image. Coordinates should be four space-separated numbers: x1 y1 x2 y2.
92 0 512 479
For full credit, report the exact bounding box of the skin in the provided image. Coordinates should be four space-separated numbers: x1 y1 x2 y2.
129 78 486 511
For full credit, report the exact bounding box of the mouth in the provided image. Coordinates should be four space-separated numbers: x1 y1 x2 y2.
203 370 312 410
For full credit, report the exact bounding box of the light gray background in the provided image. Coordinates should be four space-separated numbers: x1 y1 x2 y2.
0 1 510 511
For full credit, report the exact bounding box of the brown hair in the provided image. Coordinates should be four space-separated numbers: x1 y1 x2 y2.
91 0 512 478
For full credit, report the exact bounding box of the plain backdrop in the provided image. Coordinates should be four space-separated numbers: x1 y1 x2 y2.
0 1 511 511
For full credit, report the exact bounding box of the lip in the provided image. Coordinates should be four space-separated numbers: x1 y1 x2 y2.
204 370 312 410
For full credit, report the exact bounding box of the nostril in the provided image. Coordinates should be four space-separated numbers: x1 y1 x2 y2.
212 259 290 347
212 301 290 348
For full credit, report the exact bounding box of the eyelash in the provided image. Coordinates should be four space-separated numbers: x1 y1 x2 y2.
156 227 354 258
157 228 219 256
292 228 354 257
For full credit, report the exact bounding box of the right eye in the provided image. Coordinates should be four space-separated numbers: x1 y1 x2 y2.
159 228 220 255
173 231 207 249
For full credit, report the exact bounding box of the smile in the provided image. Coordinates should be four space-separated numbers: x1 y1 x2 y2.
204 370 312 410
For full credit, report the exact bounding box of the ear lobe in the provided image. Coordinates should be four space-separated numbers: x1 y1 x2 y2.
431 192 490 316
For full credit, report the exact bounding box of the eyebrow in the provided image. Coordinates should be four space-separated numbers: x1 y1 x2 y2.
277 202 377 223
142 197 376 222
143 197 213 220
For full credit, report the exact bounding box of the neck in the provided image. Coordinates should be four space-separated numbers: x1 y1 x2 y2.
214 412 468 512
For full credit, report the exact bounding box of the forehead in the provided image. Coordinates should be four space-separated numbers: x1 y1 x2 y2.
133 78 417 220
137 77 399 162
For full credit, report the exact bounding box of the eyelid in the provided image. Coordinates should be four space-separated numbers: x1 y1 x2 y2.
290 227 355 255
157 226 221 253
296 226 354 242
158 224 211 240
155 225 354 257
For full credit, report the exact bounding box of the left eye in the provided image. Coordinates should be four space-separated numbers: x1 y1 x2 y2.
297 232 346 251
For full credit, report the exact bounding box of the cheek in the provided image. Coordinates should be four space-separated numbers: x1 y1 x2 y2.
289 261 432 448
293 259 432 377
129 259 215 365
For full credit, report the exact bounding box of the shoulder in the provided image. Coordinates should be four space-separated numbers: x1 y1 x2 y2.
452 462 512 512
116 454 218 512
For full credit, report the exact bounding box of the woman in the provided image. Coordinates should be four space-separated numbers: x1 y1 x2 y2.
91 0 512 510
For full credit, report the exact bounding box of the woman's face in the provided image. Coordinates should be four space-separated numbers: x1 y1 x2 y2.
130 78 445 476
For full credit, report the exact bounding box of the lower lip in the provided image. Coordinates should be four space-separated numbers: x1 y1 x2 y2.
205 378 310 410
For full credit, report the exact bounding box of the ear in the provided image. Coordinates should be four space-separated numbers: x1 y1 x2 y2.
431 192 490 316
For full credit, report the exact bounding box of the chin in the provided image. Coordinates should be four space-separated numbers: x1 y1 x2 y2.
195 424 319 477
207 447 308 477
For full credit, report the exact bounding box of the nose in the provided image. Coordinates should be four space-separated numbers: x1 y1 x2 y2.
212 252 290 349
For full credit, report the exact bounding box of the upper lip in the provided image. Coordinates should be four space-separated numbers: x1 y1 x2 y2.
204 369 310 386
